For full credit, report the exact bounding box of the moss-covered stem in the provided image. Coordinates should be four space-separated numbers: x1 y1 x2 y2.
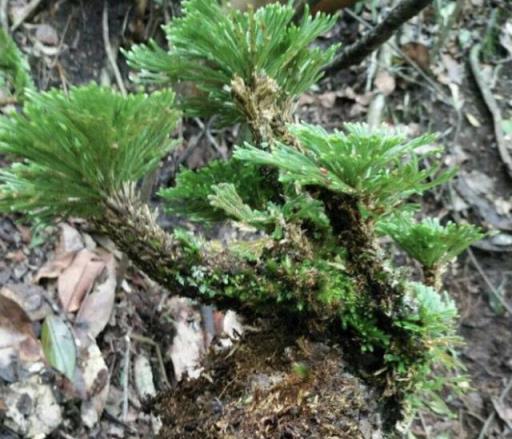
94 186 332 318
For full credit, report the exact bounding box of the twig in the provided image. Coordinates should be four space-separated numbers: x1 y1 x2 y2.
102 2 127 97
328 0 433 72
122 331 132 422
341 7 450 104
10 0 42 31
478 376 512 439
469 44 512 179
467 248 512 316
131 332 171 388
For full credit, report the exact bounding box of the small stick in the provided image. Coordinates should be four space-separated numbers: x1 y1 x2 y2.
102 2 127 97
469 44 512 179
342 8 450 104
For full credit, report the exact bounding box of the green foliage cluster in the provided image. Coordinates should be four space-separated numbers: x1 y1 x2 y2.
235 123 455 214
378 213 484 268
0 85 180 221
125 0 338 124
0 28 34 99
0 0 482 427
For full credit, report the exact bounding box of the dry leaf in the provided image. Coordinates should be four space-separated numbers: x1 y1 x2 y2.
58 249 105 312
465 112 481 127
75 254 117 338
0 294 44 382
400 42 431 72
34 251 76 283
0 284 50 321
77 342 109 428
374 71 396 96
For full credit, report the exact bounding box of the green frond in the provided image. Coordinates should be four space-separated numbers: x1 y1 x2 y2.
209 183 275 227
0 84 180 221
234 123 456 213
159 158 275 223
0 28 34 99
125 0 339 124
378 213 484 268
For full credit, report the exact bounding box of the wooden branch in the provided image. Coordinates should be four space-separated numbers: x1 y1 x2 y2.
327 0 433 72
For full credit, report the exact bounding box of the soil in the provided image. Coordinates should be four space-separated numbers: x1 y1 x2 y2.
0 0 511 438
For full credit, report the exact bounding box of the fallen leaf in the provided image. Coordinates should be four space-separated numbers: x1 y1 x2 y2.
0 284 50 321
34 250 76 282
58 249 105 312
400 42 431 72
0 295 44 382
77 342 109 428
75 254 116 338
167 297 204 381
374 71 396 96
465 112 481 127
41 314 77 382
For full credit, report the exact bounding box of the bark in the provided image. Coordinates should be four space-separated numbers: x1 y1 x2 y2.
328 0 433 72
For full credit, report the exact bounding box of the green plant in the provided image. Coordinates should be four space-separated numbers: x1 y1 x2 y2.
0 0 481 430
0 28 34 100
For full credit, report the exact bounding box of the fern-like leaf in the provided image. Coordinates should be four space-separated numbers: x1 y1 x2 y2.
0 85 180 221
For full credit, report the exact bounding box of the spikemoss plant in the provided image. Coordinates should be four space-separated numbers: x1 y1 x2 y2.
0 0 482 431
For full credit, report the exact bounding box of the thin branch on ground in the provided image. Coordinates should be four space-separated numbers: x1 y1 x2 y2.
469 44 512 179
341 7 451 104
102 1 127 97
328 0 433 72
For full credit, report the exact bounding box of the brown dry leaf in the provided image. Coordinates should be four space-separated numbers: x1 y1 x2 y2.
0 294 44 382
400 42 431 72
34 251 76 282
58 249 106 313
0 284 50 321
75 254 116 338
374 71 396 96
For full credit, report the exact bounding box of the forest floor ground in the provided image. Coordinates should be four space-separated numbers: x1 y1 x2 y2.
0 0 511 438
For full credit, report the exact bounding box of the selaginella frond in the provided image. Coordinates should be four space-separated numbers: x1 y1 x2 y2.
0 0 482 428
